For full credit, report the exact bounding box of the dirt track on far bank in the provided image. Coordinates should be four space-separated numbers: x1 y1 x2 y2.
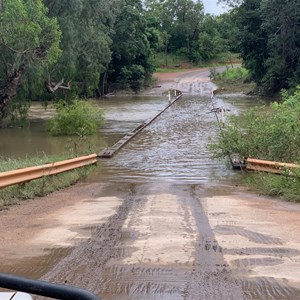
143 67 217 96
1 69 300 299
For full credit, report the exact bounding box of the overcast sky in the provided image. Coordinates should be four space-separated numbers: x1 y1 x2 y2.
202 0 229 15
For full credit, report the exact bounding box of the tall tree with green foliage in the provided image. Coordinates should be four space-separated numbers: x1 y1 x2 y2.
108 0 155 92
42 0 122 98
260 0 300 93
190 15 226 63
235 0 268 84
144 0 205 61
220 0 300 94
0 0 61 119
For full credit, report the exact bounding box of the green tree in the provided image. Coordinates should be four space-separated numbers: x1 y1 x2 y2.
0 0 61 119
108 0 154 92
235 0 268 84
190 15 225 63
218 0 243 7
221 0 300 95
144 0 205 60
260 0 300 93
47 100 104 136
42 0 121 98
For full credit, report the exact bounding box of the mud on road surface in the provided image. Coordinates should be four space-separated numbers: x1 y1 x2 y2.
1 68 300 299
2 182 300 299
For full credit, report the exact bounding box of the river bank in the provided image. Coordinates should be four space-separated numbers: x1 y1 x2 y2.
1 68 300 299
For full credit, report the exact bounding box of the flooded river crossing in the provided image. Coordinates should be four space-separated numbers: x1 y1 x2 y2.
1 71 300 299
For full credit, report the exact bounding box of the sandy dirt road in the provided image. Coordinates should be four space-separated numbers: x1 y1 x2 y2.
1 69 300 299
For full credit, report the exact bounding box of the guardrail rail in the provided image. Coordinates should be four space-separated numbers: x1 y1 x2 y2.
0 154 98 189
246 157 299 175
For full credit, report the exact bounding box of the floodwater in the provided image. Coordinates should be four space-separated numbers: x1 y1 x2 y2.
4 91 300 300
91 94 262 185
0 96 167 159
0 93 261 184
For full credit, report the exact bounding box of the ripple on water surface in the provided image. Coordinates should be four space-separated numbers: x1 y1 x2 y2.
94 95 254 184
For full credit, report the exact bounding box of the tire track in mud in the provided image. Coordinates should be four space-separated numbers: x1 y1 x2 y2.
205 195 300 299
98 183 194 300
38 182 300 300
40 183 143 297
224 247 300 257
239 277 300 299
182 185 244 300
60 182 243 300
215 225 282 245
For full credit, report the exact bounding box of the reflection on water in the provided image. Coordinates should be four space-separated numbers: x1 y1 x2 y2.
0 94 263 184
0 96 166 159
0 121 111 159
92 94 263 184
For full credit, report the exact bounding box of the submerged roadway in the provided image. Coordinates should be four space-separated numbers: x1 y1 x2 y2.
1 68 300 300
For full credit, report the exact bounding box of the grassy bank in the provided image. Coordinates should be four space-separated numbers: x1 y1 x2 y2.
210 86 300 202
0 155 96 209
211 67 255 94
154 52 242 73
245 172 300 202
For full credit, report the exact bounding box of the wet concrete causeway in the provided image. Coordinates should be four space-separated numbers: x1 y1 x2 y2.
1 70 300 299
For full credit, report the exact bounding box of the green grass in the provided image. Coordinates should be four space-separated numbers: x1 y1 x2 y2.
155 67 194 73
245 172 300 202
0 155 96 209
153 52 242 73
211 67 249 81
210 85 300 202
211 66 255 94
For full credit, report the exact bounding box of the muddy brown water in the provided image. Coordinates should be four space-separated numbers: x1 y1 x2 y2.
0 96 167 158
2 92 300 299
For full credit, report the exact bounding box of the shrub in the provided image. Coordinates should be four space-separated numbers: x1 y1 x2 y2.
47 100 104 136
210 86 300 163
209 85 300 201
211 67 249 81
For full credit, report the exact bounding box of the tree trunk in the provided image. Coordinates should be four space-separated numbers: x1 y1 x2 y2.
97 71 108 98
0 44 47 120
0 68 23 119
102 71 108 96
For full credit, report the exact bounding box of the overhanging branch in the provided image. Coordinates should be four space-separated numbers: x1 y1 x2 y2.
0 35 29 54
45 77 72 93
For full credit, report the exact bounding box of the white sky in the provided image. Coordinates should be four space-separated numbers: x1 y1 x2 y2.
202 0 229 15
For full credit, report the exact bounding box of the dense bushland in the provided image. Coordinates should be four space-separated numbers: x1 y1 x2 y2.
220 0 300 95
210 86 300 201
0 0 237 125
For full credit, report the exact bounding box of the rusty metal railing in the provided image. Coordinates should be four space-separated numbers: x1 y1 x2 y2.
246 158 299 175
0 154 98 189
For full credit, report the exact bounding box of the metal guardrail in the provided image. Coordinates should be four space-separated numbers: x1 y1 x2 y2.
0 154 98 189
0 273 101 300
246 157 299 175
